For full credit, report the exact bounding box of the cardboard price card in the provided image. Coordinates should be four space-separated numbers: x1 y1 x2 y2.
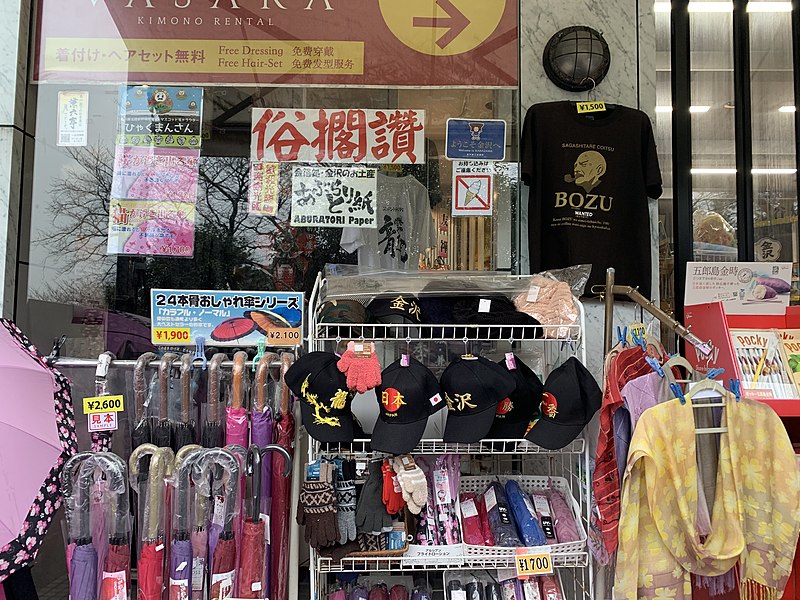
515 547 553 578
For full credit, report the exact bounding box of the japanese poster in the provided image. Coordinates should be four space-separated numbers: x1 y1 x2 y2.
35 0 518 88
251 108 425 164
290 165 378 228
685 261 792 315
107 199 196 257
57 91 89 147
452 160 493 216
248 162 280 216
117 85 203 149
150 289 304 347
111 146 200 203
445 118 506 161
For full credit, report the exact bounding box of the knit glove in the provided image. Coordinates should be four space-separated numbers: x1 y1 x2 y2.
356 460 392 534
336 459 357 544
382 459 406 514
337 342 382 393
391 456 427 514
297 462 339 549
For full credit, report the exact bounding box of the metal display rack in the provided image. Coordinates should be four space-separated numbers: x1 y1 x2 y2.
305 271 594 600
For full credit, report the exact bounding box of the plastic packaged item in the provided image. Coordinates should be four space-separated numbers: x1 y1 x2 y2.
693 210 736 247
390 584 409 600
350 586 369 600
485 482 521 547
545 482 580 544
466 579 485 600
513 275 579 337
539 576 564 600
521 580 541 600
459 492 484 545
447 579 464 600
485 582 502 600
530 494 556 541
476 494 496 546
501 578 523 600
505 480 546 546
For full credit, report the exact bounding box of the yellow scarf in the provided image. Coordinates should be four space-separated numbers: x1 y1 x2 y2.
615 395 800 600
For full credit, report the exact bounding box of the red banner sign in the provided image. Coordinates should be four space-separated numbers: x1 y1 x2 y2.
35 0 518 87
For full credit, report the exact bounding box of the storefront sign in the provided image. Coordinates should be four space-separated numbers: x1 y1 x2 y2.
251 108 425 164
107 199 196 257
248 162 280 216
445 118 506 161
290 165 378 228
117 86 203 149
452 160 493 216
57 91 89 147
150 289 304 347
685 261 792 315
112 146 200 202
35 0 518 87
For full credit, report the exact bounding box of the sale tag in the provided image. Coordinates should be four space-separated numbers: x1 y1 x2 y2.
515 547 554 578
266 327 302 346
153 327 191 344
576 101 607 114
88 411 118 433
83 395 124 414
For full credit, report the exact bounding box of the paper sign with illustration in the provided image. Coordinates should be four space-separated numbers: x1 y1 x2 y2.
107 199 195 257
290 165 378 228
111 146 200 203
57 91 89 147
685 261 792 315
248 162 280 216
117 85 203 149
452 160 493 216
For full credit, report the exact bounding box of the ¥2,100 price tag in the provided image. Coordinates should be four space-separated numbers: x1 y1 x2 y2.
576 101 606 114
153 327 191 344
515 547 554 578
266 327 302 346
83 395 124 414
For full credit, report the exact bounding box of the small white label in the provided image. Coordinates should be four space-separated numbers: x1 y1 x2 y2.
429 393 443 407
252 582 263 592
354 343 364 352
212 495 226 527
532 495 551 516
177 561 188 572
484 486 497 512
453 591 467 600
478 298 491 313
505 352 517 371
155 544 164 552
169 578 189 600
191 558 205 591
260 513 271 543
527 286 541 303
461 498 478 518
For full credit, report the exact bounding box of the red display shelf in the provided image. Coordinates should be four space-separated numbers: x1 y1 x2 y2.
762 400 800 418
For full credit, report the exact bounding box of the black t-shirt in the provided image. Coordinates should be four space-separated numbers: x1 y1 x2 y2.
521 102 662 297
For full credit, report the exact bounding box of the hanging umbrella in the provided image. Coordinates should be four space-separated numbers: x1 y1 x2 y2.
202 354 227 448
270 353 295 600
137 446 175 600
132 352 158 452
154 353 178 448
174 353 196 450
62 452 97 600
237 445 264 600
210 318 258 343
251 352 277 599
190 452 211 600
91 351 116 453
223 443 247 597
226 351 250 448
0 320 78 584
170 445 203 600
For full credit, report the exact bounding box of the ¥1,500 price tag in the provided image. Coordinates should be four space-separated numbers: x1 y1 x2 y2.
266 327 302 346
153 327 191 344
83 395 124 414
515 547 554 578
576 101 606 114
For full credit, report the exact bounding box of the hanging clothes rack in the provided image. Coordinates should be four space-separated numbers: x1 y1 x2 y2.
598 267 714 357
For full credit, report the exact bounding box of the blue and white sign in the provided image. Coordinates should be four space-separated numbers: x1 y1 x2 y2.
150 289 304 347
445 118 506 161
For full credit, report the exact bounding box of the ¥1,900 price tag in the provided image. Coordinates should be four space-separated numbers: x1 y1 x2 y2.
266 327 302 346
83 395 124 414
576 101 606 114
515 546 554 578
153 327 191 344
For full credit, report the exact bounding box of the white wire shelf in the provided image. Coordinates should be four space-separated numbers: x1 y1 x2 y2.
313 437 585 457
314 323 582 343
315 552 589 573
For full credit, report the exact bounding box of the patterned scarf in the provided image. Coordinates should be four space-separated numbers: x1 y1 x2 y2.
615 395 800 600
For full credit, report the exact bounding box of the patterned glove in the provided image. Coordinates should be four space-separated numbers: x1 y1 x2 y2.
391 456 428 514
297 462 339 549
336 459 357 544
356 460 392 534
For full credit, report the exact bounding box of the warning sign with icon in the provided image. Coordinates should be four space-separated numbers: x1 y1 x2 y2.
452 160 493 216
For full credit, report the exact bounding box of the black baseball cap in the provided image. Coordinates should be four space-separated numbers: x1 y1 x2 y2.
285 351 356 443
487 355 544 439
525 357 601 450
441 356 517 443
370 357 445 454
367 294 424 324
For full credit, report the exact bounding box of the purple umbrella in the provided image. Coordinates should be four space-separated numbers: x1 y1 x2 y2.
69 543 98 600
62 453 96 600
171 445 203 600
226 351 250 448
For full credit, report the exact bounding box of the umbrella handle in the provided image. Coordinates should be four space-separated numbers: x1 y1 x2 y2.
159 353 179 419
231 351 248 409
175 445 204 536
81 452 130 539
260 444 292 477
255 352 279 412
246 445 262 521
134 352 158 421
207 353 227 422
180 353 193 423
278 352 294 417
62 451 95 542
146 447 175 540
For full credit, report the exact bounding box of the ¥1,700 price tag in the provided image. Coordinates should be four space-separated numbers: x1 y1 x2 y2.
153 327 191 344
576 101 606 114
83 395 124 414
515 546 554 578
266 327 302 346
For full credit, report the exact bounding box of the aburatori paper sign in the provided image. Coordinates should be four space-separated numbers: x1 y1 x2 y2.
290 165 377 228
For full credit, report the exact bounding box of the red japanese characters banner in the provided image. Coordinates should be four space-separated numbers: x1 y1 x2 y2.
34 0 517 87
251 108 426 164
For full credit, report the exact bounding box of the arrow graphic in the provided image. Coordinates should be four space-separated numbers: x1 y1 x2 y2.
412 0 470 49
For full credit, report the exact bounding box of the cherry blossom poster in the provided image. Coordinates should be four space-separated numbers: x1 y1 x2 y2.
111 146 199 203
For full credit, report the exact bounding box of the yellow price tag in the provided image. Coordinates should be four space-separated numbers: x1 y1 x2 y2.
515 547 554 578
152 327 191 344
576 101 607 114
266 328 302 346
83 395 124 414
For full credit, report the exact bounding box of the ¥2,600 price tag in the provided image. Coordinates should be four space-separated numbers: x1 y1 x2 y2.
153 327 191 344
515 547 554 578
83 395 124 414
266 328 302 346
576 101 606 114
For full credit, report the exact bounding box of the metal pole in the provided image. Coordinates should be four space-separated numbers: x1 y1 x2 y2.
604 268 616 354
52 357 282 369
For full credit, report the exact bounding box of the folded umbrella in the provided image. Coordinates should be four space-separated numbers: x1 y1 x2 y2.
226 351 250 448
171 445 203 600
174 353 196 450
62 452 96 600
223 444 247 596
237 446 264 599
202 354 227 448
132 352 158 453
91 351 116 452
155 353 178 449
137 447 175 600
70 542 98 600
